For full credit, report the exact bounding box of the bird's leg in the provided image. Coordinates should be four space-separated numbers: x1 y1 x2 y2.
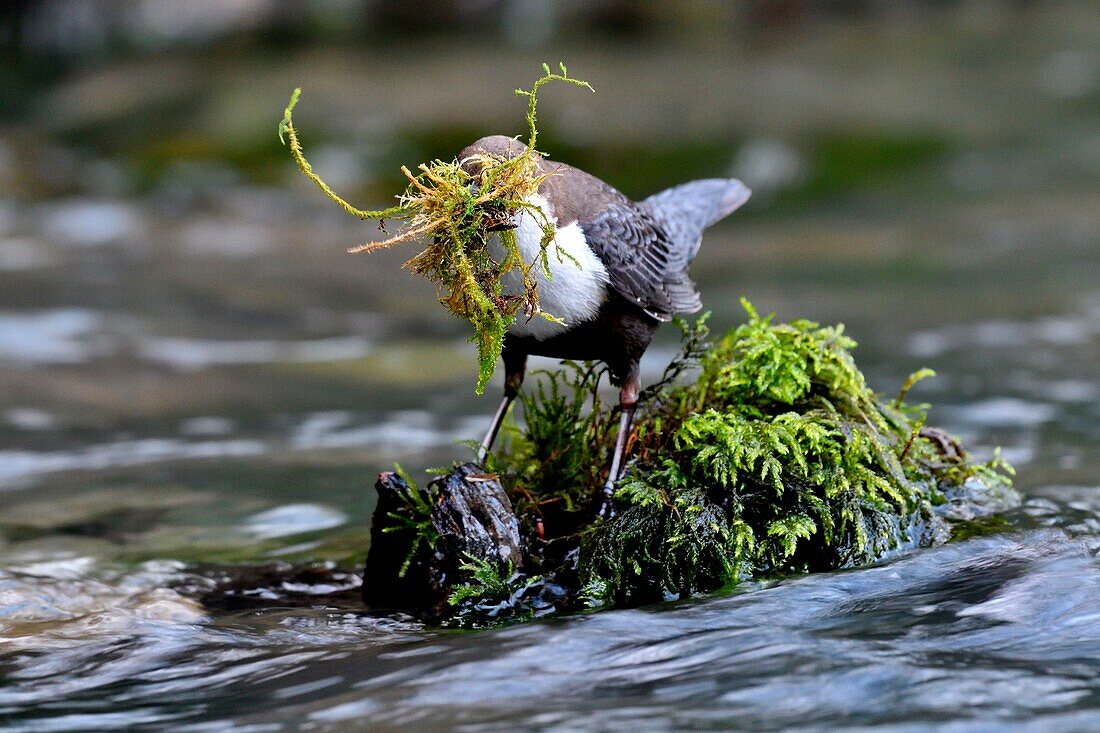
477 392 515 463
476 348 527 464
599 374 640 518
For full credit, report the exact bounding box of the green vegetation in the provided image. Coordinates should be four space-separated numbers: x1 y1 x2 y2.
280 63 593 393
447 554 542 614
485 302 1015 611
380 464 439 578
492 361 612 516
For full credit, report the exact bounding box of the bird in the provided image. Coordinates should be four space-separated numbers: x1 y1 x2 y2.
463 135 750 512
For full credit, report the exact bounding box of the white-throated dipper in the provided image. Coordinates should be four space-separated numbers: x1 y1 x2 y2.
463 135 750 512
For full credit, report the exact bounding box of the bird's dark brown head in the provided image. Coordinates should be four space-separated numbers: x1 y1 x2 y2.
458 135 536 176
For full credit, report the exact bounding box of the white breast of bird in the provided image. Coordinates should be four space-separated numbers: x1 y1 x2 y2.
488 193 610 341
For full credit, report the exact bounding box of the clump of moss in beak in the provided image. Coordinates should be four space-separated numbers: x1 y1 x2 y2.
279 63 593 393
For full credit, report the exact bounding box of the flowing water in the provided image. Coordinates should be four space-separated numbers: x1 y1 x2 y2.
1 5 1099 731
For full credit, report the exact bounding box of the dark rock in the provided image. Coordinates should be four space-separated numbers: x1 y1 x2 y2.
432 463 524 572
363 462 524 616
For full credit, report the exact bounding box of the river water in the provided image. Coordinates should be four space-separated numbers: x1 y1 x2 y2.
1 5 1098 731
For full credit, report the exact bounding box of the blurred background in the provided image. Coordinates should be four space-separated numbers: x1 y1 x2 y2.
2 2 1100 730
0 0 1096 571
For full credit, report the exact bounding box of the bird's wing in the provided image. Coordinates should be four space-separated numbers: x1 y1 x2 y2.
640 179 750 270
579 202 701 321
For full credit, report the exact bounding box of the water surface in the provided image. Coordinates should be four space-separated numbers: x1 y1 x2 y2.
1 5 1098 731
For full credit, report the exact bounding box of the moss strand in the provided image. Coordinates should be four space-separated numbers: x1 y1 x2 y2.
280 66 593 393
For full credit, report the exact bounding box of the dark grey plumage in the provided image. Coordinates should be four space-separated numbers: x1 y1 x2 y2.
582 202 698 319
460 135 748 323
461 135 750 511
587 179 751 320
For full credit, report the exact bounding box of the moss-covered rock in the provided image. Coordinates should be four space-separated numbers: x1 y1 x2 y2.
367 303 1016 624
575 302 1014 606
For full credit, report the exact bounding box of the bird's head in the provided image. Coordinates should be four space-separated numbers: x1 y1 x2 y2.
458 135 537 177
456 136 547 233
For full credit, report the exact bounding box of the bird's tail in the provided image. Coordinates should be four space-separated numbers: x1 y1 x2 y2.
640 179 751 270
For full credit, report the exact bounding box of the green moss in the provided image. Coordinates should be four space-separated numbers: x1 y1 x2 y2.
488 301 1015 611
280 63 593 393
489 361 611 515
380 463 440 577
447 554 544 625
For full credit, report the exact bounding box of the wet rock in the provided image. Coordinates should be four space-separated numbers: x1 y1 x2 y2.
364 462 523 616
188 560 363 612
